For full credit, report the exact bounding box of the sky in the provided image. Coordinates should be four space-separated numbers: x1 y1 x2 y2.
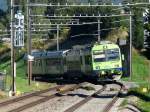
0 0 7 11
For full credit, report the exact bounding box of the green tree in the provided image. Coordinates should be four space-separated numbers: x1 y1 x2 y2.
132 6 144 49
124 0 145 49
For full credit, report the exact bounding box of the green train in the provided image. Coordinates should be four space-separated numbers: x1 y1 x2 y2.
28 41 124 81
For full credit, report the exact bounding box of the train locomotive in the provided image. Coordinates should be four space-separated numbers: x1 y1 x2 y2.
27 41 124 81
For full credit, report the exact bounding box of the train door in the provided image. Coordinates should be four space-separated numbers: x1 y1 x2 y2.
66 52 81 75
84 54 92 74
45 58 63 76
81 53 85 73
33 59 44 75
80 50 92 75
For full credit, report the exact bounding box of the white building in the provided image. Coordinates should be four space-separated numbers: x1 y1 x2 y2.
143 8 150 49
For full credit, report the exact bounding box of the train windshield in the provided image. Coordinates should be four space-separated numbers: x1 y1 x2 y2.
93 51 106 62
106 49 120 61
93 48 120 62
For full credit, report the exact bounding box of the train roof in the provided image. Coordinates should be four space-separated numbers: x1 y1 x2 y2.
92 41 119 51
24 50 69 59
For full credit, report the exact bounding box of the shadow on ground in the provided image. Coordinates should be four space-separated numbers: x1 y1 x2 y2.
127 91 150 102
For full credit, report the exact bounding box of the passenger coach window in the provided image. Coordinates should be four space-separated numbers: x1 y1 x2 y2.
46 59 61 65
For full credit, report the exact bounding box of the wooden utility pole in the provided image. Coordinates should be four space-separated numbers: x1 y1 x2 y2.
11 0 15 96
98 19 101 42
129 11 132 80
57 25 59 51
27 0 32 85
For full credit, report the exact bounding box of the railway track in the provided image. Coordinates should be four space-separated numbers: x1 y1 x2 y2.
0 82 87 112
63 84 107 112
102 83 123 112
0 85 63 107
63 82 124 112
0 82 125 112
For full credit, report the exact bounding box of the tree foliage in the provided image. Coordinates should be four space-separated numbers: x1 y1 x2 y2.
131 6 144 49
106 27 128 43
1 0 146 50
124 0 145 50
44 0 128 41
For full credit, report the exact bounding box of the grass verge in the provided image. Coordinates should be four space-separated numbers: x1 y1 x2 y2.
122 49 150 112
0 59 54 96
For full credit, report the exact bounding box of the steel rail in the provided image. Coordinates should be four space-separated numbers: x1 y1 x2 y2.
127 103 143 112
102 84 123 112
64 85 107 112
0 85 63 107
7 82 87 112
28 3 123 7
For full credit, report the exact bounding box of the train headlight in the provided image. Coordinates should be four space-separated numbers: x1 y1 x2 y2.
101 71 105 75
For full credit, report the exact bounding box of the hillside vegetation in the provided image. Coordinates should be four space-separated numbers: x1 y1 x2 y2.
123 49 150 112
132 49 150 83
0 60 54 94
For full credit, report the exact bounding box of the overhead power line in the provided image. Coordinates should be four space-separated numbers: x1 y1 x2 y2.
27 2 150 7
30 13 132 18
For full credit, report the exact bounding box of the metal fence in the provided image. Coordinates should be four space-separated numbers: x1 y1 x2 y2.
0 72 5 91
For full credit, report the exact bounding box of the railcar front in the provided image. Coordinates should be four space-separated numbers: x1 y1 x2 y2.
91 42 123 81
